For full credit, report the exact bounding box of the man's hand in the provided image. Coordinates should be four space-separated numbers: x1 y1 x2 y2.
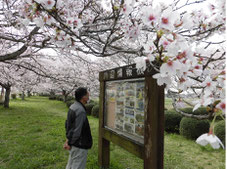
63 140 71 150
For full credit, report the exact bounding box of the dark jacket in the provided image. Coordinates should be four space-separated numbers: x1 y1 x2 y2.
65 101 92 149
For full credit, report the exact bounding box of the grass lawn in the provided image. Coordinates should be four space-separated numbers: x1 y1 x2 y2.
165 98 173 110
0 97 225 169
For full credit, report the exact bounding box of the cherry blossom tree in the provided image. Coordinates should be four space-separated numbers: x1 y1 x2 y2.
0 62 28 107
0 0 225 148
33 52 120 101
15 71 41 100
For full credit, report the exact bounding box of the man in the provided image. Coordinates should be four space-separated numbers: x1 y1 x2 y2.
64 87 93 169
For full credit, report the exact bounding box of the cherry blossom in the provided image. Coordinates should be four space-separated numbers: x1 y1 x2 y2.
141 5 161 27
36 0 55 10
160 60 182 76
193 96 214 112
196 133 225 149
216 101 226 113
196 127 225 149
134 57 146 72
159 7 180 31
152 73 171 87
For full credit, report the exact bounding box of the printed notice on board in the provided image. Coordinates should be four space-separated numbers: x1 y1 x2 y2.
105 79 145 139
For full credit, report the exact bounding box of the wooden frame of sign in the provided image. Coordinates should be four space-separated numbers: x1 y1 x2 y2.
98 64 165 169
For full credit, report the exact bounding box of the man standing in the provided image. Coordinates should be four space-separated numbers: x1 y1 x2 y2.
64 87 93 169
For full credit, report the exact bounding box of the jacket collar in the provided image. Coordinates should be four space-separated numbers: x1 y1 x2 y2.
76 100 87 112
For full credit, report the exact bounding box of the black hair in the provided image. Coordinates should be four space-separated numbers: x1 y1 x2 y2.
75 87 88 101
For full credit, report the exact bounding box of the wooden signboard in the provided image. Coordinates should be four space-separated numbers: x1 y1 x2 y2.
98 64 164 169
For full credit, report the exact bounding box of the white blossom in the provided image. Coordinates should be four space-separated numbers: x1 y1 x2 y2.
33 17 44 27
153 73 171 86
196 133 224 149
160 60 182 76
134 57 146 72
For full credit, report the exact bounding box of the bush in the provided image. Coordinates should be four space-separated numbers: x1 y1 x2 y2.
89 99 96 104
180 107 223 120
11 94 17 99
180 107 209 116
56 95 63 101
49 95 56 100
214 120 225 146
85 103 95 115
66 96 74 102
66 100 75 108
39 93 50 97
180 117 210 140
165 109 183 133
91 105 99 118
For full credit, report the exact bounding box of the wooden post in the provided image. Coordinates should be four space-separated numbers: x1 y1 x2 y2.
98 72 110 168
144 75 165 169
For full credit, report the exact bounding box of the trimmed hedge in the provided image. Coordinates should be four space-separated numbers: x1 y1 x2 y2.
165 109 183 133
180 117 210 140
49 95 56 100
89 99 95 104
91 105 99 118
39 93 50 97
180 107 223 120
66 96 74 102
56 95 64 101
180 107 209 115
11 94 17 99
85 103 95 115
214 120 225 146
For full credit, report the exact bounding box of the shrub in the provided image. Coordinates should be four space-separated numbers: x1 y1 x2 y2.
89 99 96 104
66 96 74 102
85 103 95 116
11 94 17 99
91 105 99 118
165 109 183 133
214 120 225 146
49 95 56 100
180 107 223 120
180 117 210 140
66 100 75 108
39 93 50 97
180 107 209 116
56 95 63 101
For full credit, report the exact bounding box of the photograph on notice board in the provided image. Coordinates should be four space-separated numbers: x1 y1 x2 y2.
124 123 134 134
135 82 144 111
135 111 144 124
135 123 144 137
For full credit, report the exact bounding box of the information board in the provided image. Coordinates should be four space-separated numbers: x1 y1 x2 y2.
104 78 145 141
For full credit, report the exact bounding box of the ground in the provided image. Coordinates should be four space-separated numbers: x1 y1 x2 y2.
0 97 225 169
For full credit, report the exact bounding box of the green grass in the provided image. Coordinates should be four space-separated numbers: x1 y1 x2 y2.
165 98 173 110
0 97 225 169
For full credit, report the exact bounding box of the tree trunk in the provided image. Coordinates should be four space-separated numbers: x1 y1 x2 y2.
22 91 25 100
4 87 11 108
63 94 68 102
27 90 31 97
50 90 55 97
62 90 68 102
